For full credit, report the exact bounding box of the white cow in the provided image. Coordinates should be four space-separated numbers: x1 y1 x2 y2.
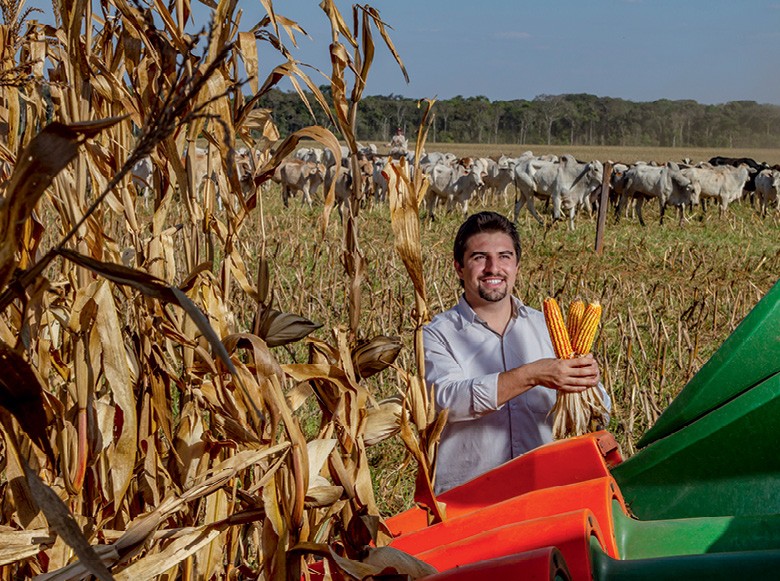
480 158 514 204
419 152 457 174
372 156 390 203
295 147 324 165
325 164 360 221
552 155 604 230
512 156 555 224
130 156 154 197
682 164 750 218
754 168 780 217
323 145 351 168
617 162 698 226
512 154 603 230
424 164 485 220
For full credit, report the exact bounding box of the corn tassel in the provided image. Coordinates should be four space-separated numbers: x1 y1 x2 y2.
543 298 573 359
571 302 602 355
566 299 585 342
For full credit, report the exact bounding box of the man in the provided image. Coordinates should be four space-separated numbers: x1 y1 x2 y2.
423 211 610 494
388 127 408 158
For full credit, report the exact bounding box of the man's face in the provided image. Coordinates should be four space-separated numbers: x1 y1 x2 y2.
455 231 519 308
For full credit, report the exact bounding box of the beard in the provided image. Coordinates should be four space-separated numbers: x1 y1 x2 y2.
478 283 508 302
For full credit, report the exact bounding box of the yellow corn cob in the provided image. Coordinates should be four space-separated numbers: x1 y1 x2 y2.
543 298 573 359
566 299 585 341
571 301 602 355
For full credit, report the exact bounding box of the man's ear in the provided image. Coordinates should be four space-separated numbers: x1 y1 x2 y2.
454 259 463 280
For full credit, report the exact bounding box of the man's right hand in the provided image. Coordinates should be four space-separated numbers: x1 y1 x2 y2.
497 354 601 405
532 354 601 393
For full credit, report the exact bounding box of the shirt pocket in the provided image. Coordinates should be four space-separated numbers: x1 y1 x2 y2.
524 386 556 415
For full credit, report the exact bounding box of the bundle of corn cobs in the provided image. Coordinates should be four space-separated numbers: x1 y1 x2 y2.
543 297 610 438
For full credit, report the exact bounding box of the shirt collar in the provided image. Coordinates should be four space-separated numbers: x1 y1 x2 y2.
455 294 527 329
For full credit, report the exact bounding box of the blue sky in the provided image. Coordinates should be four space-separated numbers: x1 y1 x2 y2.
249 0 780 105
29 0 780 105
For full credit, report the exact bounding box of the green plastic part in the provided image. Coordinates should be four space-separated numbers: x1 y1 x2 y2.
612 371 780 520
590 536 780 581
638 279 780 448
611 500 780 560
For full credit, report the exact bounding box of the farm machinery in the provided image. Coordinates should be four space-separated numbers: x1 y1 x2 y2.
379 278 780 580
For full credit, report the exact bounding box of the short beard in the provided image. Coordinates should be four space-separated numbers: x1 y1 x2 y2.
478 285 508 302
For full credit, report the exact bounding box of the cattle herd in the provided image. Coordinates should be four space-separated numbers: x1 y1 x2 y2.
132 143 780 227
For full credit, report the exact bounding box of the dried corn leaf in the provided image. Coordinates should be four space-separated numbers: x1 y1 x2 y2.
255 309 322 348
0 529 55 566
0 118 122 289
386 157 428 312
306 486 343 508
0 421 46 529
252 125 341 198
307 439 337 485
353 446 377 510
0 340 54 461
40 445 293 580
363 546 438 578
194 488 229 579
113 524 223 581
398 407 446 524
18 455 113 581
56 248 237 376
172 401 208 489
237 31 259 94
262 472 286 539
327 544 437 580
364 397 403 446
93 280 137 507
359 5 409 84
286 381 313 412
352 335 401 379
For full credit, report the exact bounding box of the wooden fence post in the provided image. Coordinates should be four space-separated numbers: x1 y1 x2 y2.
594 161 612 255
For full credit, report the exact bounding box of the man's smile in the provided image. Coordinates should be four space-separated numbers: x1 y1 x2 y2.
481 277 505 286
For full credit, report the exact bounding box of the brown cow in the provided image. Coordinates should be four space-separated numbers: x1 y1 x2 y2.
272 159 325 207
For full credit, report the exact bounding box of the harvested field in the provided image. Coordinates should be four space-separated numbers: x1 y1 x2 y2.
249 172 779 515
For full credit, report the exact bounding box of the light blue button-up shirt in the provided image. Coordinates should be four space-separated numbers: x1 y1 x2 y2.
423 294 610 494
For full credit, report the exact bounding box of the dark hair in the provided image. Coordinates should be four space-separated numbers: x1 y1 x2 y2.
453 211 522 267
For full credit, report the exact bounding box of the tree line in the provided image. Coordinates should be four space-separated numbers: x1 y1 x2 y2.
260 89 780 149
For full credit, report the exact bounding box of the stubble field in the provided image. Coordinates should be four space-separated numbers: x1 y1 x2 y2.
245 144 780 515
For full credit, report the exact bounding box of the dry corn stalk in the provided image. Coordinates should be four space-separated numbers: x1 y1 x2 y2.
543 298 610 438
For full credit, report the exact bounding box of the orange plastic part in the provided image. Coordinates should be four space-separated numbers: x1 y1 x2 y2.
413 509 605 581
385 431 622 537
390 476 626 558
418 546 572 581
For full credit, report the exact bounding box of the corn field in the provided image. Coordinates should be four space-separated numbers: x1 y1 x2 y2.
1 1 779 580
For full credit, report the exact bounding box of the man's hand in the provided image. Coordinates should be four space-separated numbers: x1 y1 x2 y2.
533 354 601 392
497 354 601 405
